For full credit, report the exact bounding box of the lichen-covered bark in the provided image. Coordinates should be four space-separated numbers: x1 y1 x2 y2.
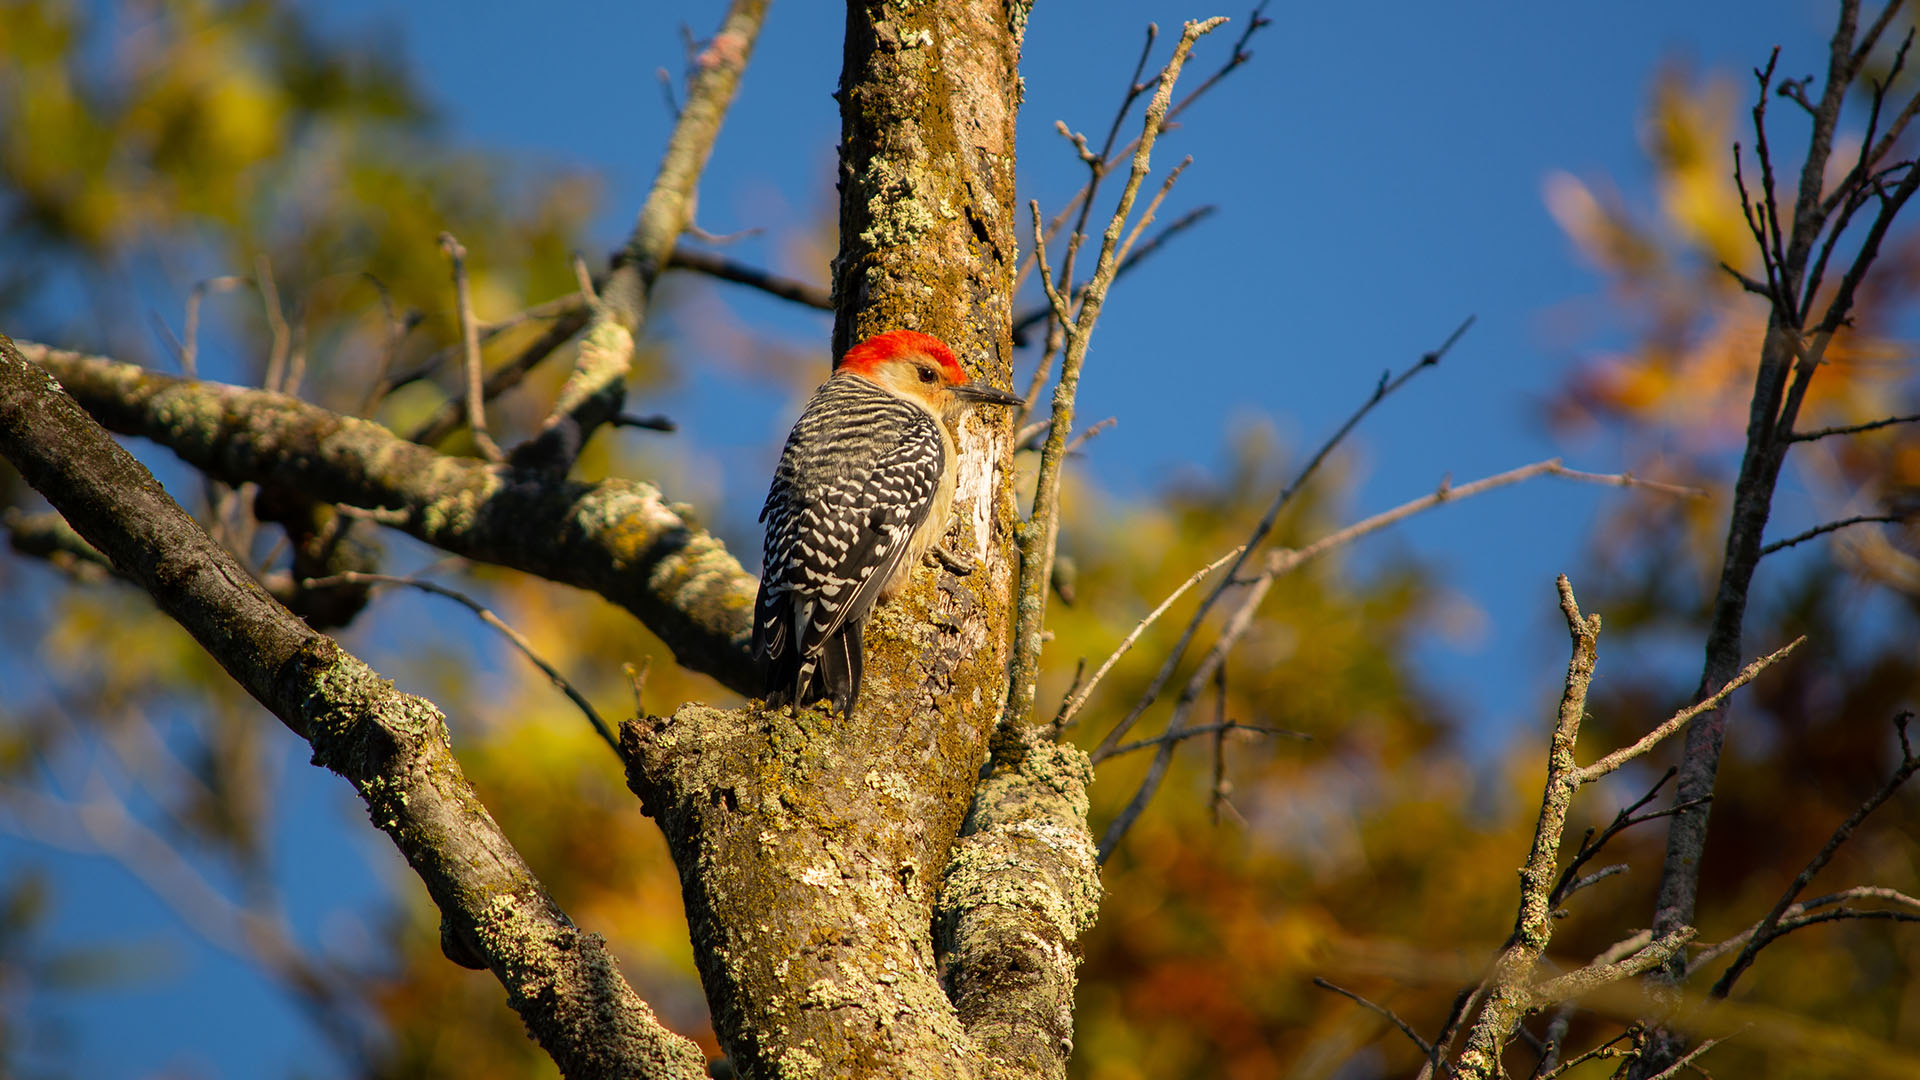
832 0 1028 945
627 704 977 1079
0 333 706 1080
20 341 759 692
937 732 1101 1080
605 4 1058 1076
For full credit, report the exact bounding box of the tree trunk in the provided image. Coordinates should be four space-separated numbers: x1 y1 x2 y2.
621 3 1037 1076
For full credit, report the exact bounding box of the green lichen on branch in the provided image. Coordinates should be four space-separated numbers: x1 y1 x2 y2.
624 702 978 1079
19 341 759 693
0 331 707 1080
937 735 1100 1080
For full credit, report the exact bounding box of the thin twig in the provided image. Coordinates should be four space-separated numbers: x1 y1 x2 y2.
1759 513 1904 555
1788 412 1920 442
666 246 832 310
1052 545 1242 731
1011 205 1217 346
183 275 248 380
1063 417 1117 454
614 413 678 432
301 572 618 753
256 255 291 393
1208 668 1237 825
1688 885 1920 974
1576 638 1804 783
1269 460 1703 580
1639 1036 1726 1080
1004 17 1229 732
1312 978 1435 1058
440 232 504 463
356 272 414 418
1090 315 1473 765
624 656 654 717
1535 1029 1638 1079
408 304 593 446
1095 453 1680 861
1708 713 1919 998
1101 720 1303 758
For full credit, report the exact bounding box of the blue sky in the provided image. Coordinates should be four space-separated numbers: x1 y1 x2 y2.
5 0 1861 1075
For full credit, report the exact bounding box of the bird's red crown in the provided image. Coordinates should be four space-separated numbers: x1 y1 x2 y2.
838 330 967 384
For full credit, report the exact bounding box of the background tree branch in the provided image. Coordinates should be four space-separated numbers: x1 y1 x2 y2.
0 332 706 1080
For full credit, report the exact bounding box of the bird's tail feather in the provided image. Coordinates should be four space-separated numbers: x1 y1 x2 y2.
817 625 862 718
760 624 863 717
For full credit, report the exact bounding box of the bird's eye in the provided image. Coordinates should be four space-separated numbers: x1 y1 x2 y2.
916 365 937 383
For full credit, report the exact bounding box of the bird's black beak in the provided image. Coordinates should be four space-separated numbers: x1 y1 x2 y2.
952 382 1025 408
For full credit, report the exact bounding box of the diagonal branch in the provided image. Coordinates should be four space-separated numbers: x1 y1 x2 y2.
301 571 620 753
1089 316 1472 765
16 341 759 693
1092 458 1685 861
1759 512 1906 555
1707 713 1919 999
521 0 769 473
0 331 706 1080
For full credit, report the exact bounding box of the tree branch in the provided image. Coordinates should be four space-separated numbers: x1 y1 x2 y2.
1454 576 1604 1079
16 341 759 693
301 571 619 753
521 0 769 473
1707 714 1919 998
0 331 706 1080
1005 17 1228 731
1089 316 1472 765
1758 513 1905 555
1311 977 1435 1059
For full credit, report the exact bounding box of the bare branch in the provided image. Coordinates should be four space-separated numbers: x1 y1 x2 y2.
0 331 706 1078
409 304 592 447
1011 205 1217 346
1577 638 1804 783
1689 884 1920 975
665 245 832 310
1063 416 1118 454
521 0 768 473
1311 977 1435 1058
1641 11 1920 1072
1529 927 1696 1007
1101 720 1303 758
1789 412 1920 442
1094 453 1677 862
19 342 760 694
614 412 678 432
1708 713 1919 998
1452 577 1603 1080
1005 17 1229 729
1090 316 1472 764
256 255 292 394
1759 512 1906 555
439 232 504 462
302 571 618 753
1270 459 1702 581
1640 1035 1728 1080
1053 545 1242 731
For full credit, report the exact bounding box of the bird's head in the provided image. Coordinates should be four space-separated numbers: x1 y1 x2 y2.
838 330 1024 421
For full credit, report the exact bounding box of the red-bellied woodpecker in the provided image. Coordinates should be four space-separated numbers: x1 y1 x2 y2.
754 330 1023 716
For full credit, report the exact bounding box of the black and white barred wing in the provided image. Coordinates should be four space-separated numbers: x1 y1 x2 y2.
753 378 946 671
